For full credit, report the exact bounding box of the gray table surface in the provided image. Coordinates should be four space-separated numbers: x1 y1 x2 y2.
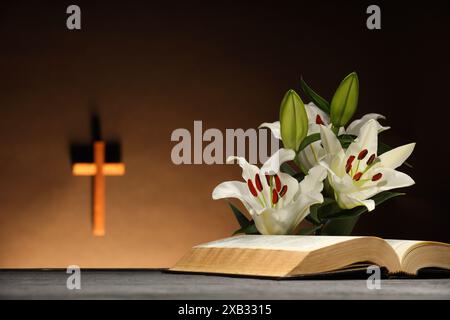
0 269 449 299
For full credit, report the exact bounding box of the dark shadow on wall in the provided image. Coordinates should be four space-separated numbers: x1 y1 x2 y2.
69 113 123 164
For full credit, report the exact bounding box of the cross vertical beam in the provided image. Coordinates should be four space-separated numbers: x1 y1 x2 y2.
93 141 106 236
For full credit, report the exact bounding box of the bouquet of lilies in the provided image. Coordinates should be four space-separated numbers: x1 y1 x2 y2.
213 72 415 236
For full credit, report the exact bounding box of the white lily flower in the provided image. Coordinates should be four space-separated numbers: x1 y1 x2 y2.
212 149 327 235
260 102 390 171
319 119 415 211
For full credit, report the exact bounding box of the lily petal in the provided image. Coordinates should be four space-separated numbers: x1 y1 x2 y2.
299 165 327 195
259 121 281 140
298 141 326 171
212 181 260 214
374 167 415 191
253 208 287 235
337 192 376 211
260 148 296 175
346 113 390 136
346 119 378 161
378 143 415 169
320 124 343 155
319 160 355 192
290 192 324 230
253 191 323 235
226 155 260 182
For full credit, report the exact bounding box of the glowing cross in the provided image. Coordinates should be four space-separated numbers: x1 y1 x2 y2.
72 141 125 236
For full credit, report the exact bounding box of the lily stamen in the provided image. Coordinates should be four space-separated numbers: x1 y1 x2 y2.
367 154 376 165
353 172 363 181
346 155 355 166
346 150 383 184
358 149 368 160
274 174 282 192
248 178 268 207
279 185 288 197
247 179 258 197
316 114 325 125
272 189 279 204
255 174 263 192
346 155 355 175
346 163 352 174
372 173 383 181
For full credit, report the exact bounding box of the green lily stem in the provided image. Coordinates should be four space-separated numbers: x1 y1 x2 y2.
256 196 265 208
259 192 268 208
354 159 360 175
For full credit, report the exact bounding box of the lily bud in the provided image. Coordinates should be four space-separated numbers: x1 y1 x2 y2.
330 72 359 128
279 89 308 152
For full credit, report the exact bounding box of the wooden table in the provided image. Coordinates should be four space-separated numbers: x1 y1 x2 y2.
0 270 449 299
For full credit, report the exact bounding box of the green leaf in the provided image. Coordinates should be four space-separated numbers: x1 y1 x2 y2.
280 162 298 176
280 89 308 152
298 133 321 152
377 141 392 155
306 203 322 225
321 216 360 236
297 225 322 235
317 198 343 220
307 198 340 226
338 134 356 149
330 72 359 127
291 172 306 183
319 192 405 235
280 162 304 182
228 202 250 228
233 222 259 235
300 78 330 113
228 202 260 235
292 172 305 182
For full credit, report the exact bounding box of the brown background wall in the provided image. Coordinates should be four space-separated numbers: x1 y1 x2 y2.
0 0 449 267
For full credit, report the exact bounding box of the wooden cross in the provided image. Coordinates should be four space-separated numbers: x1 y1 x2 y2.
72 141 125 236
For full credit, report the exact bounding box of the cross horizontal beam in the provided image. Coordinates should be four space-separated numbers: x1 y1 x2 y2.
72 163 125 176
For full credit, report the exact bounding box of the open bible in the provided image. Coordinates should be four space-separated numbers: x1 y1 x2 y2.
170 235 450 278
